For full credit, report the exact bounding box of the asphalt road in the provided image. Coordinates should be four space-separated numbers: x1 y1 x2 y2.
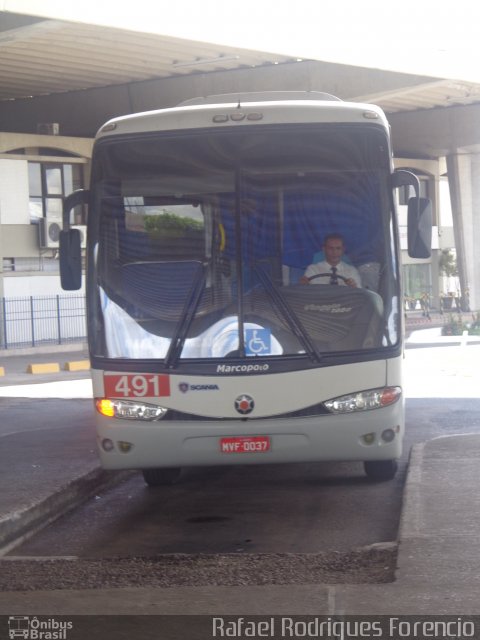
5 342 480 561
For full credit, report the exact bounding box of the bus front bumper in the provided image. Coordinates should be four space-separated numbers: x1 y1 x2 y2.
96 402 404 470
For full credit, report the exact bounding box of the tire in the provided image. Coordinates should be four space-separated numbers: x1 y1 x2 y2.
363 459 398 481
142 467 182 486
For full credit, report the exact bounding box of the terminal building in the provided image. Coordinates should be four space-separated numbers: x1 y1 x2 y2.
1 8 479 329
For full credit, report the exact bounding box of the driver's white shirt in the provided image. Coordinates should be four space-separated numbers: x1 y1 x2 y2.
304 260 362 287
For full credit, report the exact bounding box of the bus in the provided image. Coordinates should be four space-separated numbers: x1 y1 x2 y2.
60 91 432 485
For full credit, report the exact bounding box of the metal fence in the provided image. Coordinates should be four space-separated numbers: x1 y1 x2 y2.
0 295 87 350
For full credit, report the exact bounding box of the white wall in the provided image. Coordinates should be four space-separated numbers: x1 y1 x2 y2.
2 274 86 345
0 158 30 224
3 274 85 297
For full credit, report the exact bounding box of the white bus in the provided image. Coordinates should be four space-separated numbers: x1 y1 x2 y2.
60 92 431 485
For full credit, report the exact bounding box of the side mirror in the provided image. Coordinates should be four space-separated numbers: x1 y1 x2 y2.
59 188 89 291
407 197 432 259
392 169 420 198
62 189 90 228
392 169 432 259
59 229 82 290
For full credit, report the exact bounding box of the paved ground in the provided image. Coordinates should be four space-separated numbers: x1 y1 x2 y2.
0 435 479 618
0 333 479 623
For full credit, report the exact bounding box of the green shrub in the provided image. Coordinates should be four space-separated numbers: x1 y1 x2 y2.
144 211 204 237
442 312 480 336
441 314 466 336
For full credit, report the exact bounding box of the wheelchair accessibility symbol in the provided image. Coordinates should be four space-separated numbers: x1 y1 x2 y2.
245 328 271 356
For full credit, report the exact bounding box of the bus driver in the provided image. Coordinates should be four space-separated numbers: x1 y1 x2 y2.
300 233 362 288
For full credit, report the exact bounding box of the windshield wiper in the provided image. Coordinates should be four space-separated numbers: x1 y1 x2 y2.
164 262 207 369
255 265 322 363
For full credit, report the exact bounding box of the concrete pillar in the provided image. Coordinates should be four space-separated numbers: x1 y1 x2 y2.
446 153 480 312
473 155 480 312
0 231 4 348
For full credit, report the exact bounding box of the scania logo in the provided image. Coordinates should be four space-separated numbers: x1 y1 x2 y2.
234 394 255 415
178 382 220 393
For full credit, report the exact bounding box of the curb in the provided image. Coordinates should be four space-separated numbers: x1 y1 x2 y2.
27 362 60 374
0 467 131 555
64 360 90 372
397 442 424 541
24 359 90 374
0 343 87 358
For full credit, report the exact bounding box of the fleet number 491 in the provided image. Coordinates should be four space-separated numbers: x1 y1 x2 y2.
104 374 170 398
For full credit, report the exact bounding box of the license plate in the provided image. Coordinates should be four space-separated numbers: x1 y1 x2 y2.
220 436 270 454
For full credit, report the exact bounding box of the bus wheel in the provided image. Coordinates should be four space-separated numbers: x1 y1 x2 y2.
142 468 182 486
363 459 398 481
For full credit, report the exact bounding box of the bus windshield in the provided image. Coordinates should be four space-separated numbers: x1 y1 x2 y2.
89 125 400 366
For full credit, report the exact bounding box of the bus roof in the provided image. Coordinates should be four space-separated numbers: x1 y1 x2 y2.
178 91 343 106
96 92 389 140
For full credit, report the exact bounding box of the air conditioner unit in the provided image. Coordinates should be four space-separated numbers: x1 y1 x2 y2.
37 122 60 135
39 217 62 249
72 225 87 249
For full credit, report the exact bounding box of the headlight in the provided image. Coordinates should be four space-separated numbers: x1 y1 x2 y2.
95 398 167 421
324 386 401 414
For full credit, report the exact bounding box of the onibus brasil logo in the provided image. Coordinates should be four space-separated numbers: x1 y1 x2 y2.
8 616 73 639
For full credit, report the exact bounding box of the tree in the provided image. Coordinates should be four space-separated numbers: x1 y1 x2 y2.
438 249 458 278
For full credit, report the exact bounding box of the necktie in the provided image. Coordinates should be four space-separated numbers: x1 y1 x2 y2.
330 266 338 285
